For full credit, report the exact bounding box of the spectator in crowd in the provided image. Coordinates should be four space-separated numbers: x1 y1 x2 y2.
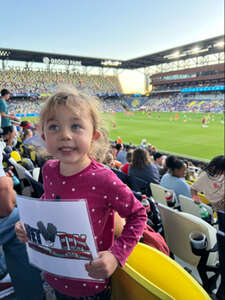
116 143 127 165
191 155 225 211
160 155 191 199
146 143 152 155
0 89 20 146
128 148 160 184
152 152 167 177
121 150 133 175
0 144 44 300
140 139 147 149
22 128 33 143
103 152 115 168
151 146 157 156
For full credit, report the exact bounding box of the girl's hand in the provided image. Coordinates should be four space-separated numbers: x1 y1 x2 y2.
85 251 119 279
15 221 29 243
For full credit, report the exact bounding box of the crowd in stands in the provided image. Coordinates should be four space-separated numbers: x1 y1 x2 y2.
0 68 122 95
0 85 225 300
145 94 224 113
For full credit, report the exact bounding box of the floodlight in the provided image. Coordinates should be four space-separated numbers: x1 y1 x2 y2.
214 41 224 48
192 47 200 53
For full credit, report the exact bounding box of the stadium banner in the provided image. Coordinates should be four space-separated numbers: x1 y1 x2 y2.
16 195 101 281
16 113 39 117
181 85 225 93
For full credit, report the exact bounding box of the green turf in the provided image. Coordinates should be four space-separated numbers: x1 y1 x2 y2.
22 111 224 161
105 111 224 161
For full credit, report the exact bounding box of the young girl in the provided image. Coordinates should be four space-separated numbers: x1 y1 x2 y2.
15 87 147 300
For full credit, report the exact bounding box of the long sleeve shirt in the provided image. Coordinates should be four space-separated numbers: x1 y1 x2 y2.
41 158 147 297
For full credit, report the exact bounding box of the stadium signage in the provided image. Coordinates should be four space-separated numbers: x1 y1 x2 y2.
43 57 82 66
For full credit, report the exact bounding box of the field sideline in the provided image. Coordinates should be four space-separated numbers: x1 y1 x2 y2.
106 111 224 162
23 111 224 162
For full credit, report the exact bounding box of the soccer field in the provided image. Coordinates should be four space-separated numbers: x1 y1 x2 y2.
106 111 224 162
23 111 224 162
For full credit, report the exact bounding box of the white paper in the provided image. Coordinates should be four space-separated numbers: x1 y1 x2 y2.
16 195 100 281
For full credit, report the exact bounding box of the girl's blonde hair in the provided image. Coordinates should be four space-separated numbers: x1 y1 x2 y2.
39 85 109 160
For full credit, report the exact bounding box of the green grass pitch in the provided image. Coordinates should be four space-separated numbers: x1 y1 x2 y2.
23 111 224 162
105 111 224 162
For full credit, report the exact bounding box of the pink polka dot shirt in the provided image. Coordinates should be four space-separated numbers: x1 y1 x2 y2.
41 158 147 297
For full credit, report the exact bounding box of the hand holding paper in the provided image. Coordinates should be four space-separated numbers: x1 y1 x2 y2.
85 250 119 279
15 221 29 243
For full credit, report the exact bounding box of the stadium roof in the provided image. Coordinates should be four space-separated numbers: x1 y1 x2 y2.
0 35 224 70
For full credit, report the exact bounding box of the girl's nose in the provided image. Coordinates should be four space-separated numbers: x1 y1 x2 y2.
60 127 72 140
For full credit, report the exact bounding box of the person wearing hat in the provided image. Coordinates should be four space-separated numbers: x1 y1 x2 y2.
0 89 20 146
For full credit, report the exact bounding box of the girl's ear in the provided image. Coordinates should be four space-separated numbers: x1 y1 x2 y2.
92 130 101 141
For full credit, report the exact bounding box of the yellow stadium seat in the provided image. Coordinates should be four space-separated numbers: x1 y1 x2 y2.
111 243 210 300
186 180 193 186
11 151 22 162
198 193 210 205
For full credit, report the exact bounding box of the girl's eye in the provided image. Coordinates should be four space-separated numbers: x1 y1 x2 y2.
48 124 59 131
71 124 81 130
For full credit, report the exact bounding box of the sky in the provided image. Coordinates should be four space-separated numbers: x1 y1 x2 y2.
1 0 224 60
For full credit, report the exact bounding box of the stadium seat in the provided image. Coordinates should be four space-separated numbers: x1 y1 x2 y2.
32 167 40 182
179 194 213 220
185 180 193 186
150 183 177 207
158 203 218 267
216 230 225 299
217 210 225 233
198 193 210 205
111 243 210 300
24 171 44 198
8 157 34 197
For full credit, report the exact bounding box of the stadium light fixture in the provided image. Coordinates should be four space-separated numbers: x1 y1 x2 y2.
101 60 122 67
172 51 180 58
214 41 224 48
192 47 200 53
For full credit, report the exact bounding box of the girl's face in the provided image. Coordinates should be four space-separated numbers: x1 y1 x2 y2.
42 105 99 175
